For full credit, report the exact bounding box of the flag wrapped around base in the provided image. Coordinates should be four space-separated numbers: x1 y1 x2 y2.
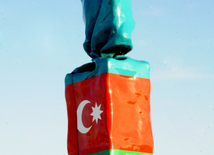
65 57 153 155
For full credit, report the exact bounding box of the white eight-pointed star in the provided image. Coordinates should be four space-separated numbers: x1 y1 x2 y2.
90 103 103 124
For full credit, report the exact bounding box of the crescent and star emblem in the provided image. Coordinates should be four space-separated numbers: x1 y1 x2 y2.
77 100 103 134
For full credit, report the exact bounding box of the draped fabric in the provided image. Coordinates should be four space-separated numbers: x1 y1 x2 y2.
81 0 135 58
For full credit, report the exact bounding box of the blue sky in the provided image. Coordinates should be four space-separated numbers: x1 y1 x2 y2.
0 0 214 155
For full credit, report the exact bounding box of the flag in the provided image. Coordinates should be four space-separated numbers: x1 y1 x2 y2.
65 57 153 155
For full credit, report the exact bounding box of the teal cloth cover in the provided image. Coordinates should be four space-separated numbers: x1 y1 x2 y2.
81 0 135 58
65 57 150 85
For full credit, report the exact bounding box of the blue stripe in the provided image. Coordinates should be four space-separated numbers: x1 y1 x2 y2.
65 57 150 86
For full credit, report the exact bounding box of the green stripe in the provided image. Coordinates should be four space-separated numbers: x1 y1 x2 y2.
88 149 153 155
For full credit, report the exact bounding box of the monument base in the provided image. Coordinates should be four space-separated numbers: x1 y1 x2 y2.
65 57 153 155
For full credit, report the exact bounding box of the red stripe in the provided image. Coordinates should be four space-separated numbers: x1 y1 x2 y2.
65 84 79 155
65 73 153 154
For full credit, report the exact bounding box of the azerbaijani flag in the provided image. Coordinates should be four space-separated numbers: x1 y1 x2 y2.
65 57 153 155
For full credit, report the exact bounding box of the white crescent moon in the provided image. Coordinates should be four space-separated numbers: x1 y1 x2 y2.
77 100 92 134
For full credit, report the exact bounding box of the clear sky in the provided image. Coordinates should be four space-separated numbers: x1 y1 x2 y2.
0 0 214 155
